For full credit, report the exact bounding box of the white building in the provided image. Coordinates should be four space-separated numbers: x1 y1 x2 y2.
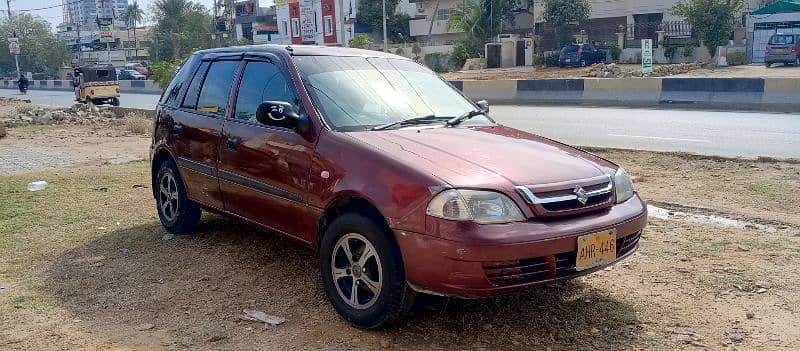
62 0 129 29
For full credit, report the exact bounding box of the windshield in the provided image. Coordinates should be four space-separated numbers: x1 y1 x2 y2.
769 35 794 45
293 56 488 131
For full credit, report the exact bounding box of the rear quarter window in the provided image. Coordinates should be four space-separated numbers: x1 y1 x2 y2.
160 54 201 107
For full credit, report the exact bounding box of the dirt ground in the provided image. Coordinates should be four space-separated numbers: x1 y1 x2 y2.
442 64 800 80
1 124 799 351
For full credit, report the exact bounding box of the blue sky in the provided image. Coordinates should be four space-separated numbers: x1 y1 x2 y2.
9 0 274 30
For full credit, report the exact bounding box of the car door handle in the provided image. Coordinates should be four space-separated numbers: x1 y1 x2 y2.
226 136 239 150
172 123 183 135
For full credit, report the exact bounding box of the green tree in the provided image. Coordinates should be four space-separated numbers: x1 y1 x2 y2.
542 0 591 46
148 0 216 62
445 0 520 68
672 0 744 57
357 0 410 43
0 14 70 77
121 1 145 60
349 34 374 49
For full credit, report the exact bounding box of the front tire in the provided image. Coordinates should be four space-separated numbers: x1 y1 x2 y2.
155 160 201 234
319 213 415 329
765 61 772 68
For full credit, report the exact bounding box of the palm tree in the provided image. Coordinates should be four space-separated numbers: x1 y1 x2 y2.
121 1 145 61
153 0 192 60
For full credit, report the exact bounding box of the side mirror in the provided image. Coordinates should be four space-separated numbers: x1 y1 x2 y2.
475 100 489 112
256 101 308 133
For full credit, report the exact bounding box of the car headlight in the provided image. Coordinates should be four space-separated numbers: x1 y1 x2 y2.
426 189 525 224
614 168 635 204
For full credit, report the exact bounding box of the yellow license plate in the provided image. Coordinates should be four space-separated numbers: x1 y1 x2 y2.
576 229 617 271
775 48 784 54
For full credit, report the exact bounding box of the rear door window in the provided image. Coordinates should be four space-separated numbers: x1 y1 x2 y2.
233 61 297 122
195 60 240 115
769 35 794 45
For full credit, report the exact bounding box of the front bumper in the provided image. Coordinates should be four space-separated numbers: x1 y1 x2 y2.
394 194 647 298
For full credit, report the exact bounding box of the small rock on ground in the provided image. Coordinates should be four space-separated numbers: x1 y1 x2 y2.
135 323 155 331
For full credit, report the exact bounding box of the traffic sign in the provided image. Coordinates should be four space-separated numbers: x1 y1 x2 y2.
8 38 20 55
641 39 653 74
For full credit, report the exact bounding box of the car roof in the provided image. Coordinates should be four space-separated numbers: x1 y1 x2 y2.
194 44 409 60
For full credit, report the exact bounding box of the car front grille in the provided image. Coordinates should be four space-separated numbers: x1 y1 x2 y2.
482 231 641 287
515 176 615 218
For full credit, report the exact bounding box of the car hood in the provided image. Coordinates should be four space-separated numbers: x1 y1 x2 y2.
347 125 615 188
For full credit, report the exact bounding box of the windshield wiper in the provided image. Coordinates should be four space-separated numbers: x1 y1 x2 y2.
446 109 487 127
371 114 447 131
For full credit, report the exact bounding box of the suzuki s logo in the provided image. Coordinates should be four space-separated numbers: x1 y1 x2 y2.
573 186 589 206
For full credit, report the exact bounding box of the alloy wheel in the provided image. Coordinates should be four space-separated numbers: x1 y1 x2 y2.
331 233 383 309
158 172 179 223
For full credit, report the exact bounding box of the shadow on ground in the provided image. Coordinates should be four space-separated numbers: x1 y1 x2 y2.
45 215 643 350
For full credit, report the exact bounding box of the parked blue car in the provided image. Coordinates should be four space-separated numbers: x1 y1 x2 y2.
559 43 607 67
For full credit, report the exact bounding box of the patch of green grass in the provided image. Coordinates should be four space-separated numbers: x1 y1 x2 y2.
684 237 732 257
747 178 787 197
8 295 35 308
739 238 785 252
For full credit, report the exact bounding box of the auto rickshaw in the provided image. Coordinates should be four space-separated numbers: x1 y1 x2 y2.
72 64 120 106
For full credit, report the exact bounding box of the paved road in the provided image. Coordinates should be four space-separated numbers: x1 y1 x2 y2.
0 88 159 109
2 89 798 159
492 105 800 159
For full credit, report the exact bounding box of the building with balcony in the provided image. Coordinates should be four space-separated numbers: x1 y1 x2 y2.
233 1 289 44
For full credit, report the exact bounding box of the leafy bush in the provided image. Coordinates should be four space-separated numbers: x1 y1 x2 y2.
449 38 482 70
349 34 373 50
394 47 405 56
545 51 560 67
424 53 449 73
664 45 678 63
532 54 545 66
150 61 180 90
727 50 746 66
609 46 622 62
682 45 694 58
412 43 422 60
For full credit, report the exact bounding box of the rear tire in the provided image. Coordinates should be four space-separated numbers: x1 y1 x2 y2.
155 159 201 234
319 213 415 329
765 62 771 68
110 97 120 106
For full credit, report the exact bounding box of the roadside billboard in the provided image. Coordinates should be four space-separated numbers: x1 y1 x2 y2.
299 0 315 43
98 18 114 43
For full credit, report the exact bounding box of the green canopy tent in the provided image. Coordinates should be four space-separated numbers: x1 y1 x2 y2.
751 0 800 15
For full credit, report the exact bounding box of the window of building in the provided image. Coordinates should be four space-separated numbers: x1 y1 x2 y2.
291 18 300 37
435 8 454 21
324 15 333 36
234 61 297 122
195 60 239 115
282 21 288 36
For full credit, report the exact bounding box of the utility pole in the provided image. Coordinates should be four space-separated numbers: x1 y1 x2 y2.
382 0 388 52
6 0 20 79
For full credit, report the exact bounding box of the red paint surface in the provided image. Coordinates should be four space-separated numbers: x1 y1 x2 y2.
152 46 647 298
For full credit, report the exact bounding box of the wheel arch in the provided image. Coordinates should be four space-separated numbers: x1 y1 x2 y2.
150 147 176 199
316 193 396 251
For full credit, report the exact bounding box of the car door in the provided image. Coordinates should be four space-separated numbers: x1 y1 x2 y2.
217 54 316 242
168 56 240 210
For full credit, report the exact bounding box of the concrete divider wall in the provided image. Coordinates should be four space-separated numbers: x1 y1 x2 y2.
1 79 162 94
451 77 799 112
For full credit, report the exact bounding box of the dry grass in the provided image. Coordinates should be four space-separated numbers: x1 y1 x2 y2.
123 112 153 135
1 141 799 350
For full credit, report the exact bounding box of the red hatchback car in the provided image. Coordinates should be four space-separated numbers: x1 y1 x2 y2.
151 45 647 329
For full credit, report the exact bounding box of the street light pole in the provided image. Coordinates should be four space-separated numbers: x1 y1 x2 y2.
382 0 388 52
6 0 20 79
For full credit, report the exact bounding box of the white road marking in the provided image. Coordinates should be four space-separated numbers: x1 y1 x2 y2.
608 134 712 143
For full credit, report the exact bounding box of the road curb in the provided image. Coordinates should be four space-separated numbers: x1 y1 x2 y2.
451 77 800 113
